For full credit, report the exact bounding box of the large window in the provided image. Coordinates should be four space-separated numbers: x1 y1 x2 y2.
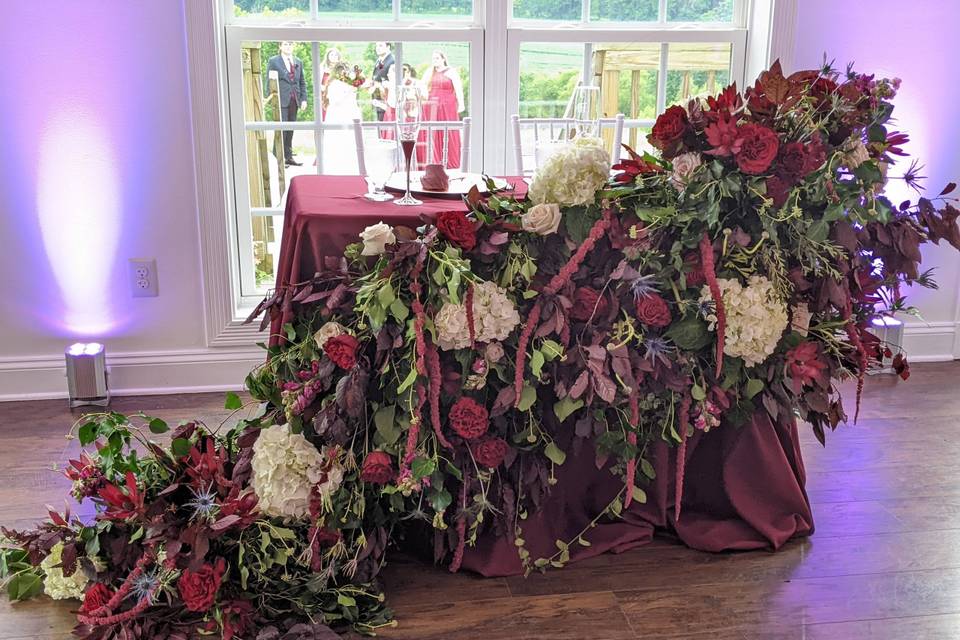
222 0 748 298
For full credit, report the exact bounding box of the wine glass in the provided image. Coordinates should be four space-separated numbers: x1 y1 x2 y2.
571 85 601 140
394 85 423 206
363 138 396 201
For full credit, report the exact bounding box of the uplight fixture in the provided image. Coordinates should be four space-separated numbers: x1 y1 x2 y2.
65 342 109 408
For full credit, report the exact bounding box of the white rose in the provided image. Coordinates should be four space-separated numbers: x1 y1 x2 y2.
359 222 396 256
670 152 703 191
521 203 562 235
314 322 346 350
485 341 505 363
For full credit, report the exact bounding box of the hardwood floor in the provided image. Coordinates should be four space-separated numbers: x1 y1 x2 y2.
1 363 959 639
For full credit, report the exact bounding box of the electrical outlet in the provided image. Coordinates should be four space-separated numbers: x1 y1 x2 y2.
129 258 159 297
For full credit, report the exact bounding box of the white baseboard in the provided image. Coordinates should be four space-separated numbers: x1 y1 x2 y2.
902 320 958 362
0 347 262 402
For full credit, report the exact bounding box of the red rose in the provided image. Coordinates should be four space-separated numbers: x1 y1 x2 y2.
437 210 477 251
178 558 226 613
324 334 359 369
79 583 113 615
471 437 509 468
448 396 489 440
648 105 690 157
570 287 609 322
634 293 672 328
360 451 394 484
777 142 807 179
735 124 779 175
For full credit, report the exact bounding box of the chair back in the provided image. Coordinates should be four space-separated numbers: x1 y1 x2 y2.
354 117 472 175
511 114 625 176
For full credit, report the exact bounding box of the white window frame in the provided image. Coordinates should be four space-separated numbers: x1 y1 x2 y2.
184 0 795 347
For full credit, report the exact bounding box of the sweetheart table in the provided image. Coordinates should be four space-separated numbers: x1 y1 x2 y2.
271 175 814 577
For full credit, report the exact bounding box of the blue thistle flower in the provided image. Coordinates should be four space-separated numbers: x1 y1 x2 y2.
643 336 675 366
131 570 159 602
630 274 660 300
185 485 220 522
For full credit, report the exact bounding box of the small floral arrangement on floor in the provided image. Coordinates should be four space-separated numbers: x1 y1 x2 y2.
3 60 959 638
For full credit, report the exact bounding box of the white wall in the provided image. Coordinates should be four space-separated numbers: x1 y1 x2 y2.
0 1 259 400
792 0 960 360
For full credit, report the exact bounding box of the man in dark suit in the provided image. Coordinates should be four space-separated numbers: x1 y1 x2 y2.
369 42 394 122
266 41 308 166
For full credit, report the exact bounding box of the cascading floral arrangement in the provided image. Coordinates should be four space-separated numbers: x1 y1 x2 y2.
3 61 959 638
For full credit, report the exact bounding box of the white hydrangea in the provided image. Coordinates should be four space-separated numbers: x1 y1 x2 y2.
251 424 343 520
528 137 610 206
699 275 788 367
435 280 521 351
40 542 87 600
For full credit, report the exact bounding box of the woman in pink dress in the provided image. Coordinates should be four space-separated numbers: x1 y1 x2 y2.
422 50 465 169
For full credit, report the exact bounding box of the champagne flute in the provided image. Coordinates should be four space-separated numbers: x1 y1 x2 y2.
571 85 601 140
395 85 423 206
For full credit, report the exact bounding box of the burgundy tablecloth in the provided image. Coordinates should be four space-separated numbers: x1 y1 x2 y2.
270 175 526 344
272 175 814 577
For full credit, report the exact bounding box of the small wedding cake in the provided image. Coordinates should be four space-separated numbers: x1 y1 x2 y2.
421 164 450 191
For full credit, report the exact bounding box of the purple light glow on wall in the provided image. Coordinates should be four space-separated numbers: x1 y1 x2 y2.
37 108 121 335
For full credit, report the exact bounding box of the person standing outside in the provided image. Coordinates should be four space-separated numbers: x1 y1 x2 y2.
368 42 395 124
266 41 308 166
422 49 465 169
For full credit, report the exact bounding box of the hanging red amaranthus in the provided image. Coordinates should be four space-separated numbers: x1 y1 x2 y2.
700 232 726 378
675 394 692 521
514 212 613 407
77 551 163 627
448 472 469 573
465 283 476 348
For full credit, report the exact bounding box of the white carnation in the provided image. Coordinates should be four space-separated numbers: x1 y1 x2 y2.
435 281 521 351
40 542 87 600
528 137 610 207
251 424 343 520
699 275 788 367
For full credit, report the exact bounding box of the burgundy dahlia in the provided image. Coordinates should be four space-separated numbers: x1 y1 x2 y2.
448 396 489 440
471 437 509 468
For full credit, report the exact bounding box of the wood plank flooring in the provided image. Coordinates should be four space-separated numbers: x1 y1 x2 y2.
0 363 958 639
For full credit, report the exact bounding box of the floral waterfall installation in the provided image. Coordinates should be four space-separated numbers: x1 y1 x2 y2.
3 61 960 638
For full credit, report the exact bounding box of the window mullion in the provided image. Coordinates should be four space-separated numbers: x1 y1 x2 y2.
656 42 669 114
581 0 590 23
658 0 667 23
310 0 318 21
393 0 401 22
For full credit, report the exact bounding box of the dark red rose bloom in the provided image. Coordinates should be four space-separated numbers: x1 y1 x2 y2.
436 210 477 251
785 341 829 393
79 583 113 615
178 558 226 613
221 599 255 640
570 287 609 322
324 334 359 369
471 437 510 468
735 123 780 175
360 451 394 484
765 174 793 208
777 142 807 178
448 396 489 440
683 253 706 288
634 293 672 328
648 105 690 156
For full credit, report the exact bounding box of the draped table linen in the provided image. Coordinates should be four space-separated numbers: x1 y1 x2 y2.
271 175 814 577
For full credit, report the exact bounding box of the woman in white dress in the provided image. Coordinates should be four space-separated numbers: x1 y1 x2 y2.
320 61 362 174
